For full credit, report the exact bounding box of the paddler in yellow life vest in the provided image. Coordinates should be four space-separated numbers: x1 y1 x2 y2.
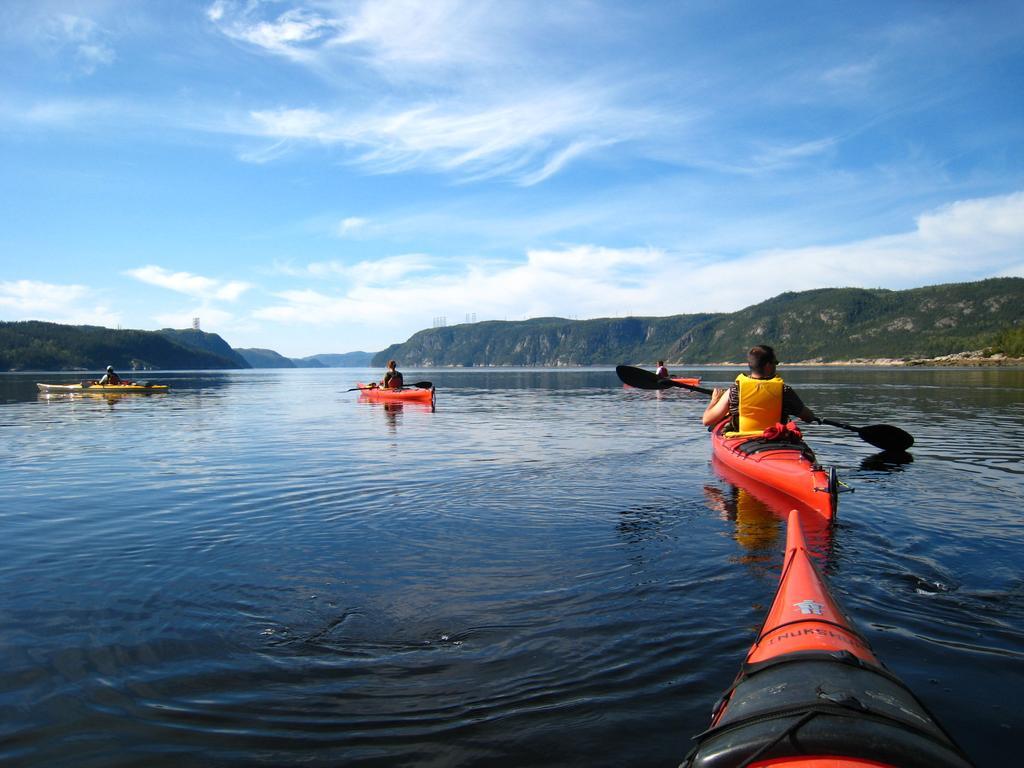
701 345 819 437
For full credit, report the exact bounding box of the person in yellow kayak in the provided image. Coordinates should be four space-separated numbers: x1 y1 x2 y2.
655 360 670 379
380 360 404 389
701 345 818 436
97 365 123 386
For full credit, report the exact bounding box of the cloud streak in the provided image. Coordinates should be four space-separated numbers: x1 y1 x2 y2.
206 0 680 184
125 266 252 301
42 13 116 75
250 191 1024 337
241 88 656 185
0 280 116 325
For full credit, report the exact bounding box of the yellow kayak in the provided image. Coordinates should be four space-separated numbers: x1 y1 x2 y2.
37 382 169 394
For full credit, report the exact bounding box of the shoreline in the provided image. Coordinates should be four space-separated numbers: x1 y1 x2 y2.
794 352 1024 367
675 352 1024 368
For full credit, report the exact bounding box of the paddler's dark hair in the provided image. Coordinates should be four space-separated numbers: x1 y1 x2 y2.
747 345 778 375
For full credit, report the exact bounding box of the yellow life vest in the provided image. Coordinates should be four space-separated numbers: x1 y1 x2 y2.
724 374 784 438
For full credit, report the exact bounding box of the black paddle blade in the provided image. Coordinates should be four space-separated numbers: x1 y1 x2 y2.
615 365 713 394
616 365 669 389
821 418 914 452
857 424 914 452
411 381 433 390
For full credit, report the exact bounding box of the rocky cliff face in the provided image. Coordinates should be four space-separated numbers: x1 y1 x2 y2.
372 278 1024 366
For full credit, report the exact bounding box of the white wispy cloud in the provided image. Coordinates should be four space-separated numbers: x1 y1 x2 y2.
125 266 252 301
249 191 1024 333
242 86 657 184
44 13 116 75
737 191 1024 292
205 0 678 184
13 97 122 126
0 280 117 325
336 216 369 236
208 2 341 63
207 0 502 74
312 253 436 283
820 59 879 89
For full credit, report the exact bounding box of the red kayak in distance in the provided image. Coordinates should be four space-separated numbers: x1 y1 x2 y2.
710 420 838 523
356 383 435 405
682 510 974 768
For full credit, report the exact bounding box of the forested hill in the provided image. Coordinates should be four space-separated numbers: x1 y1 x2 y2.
0 322 251 371
302 352 375 367
236 348 297 368
373 278 1024 366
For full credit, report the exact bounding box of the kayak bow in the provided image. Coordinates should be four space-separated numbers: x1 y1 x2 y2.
711 420 838 522
683 509 974 768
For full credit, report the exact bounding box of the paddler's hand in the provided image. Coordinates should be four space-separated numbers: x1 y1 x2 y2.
709 387 726 404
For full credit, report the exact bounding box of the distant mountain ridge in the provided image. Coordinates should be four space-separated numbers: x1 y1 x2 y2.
4 279 1021 372
157 328 250 367
0 322 250 371
236 350 370 368
236 348 297 368
302 352 375 367
373 278 1024 366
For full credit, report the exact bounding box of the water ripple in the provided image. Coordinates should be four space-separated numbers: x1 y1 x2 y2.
0 368 1021 766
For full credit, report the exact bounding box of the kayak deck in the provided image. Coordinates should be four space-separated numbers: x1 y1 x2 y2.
684 510 974 768
711 420 837 522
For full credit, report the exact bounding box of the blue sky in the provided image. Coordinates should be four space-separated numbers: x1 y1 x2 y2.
1 0 1022 357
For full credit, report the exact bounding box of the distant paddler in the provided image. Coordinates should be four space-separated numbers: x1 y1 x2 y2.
380 360 404 389
96 365 123 386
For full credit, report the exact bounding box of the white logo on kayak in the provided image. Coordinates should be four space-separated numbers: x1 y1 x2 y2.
794 599 825 615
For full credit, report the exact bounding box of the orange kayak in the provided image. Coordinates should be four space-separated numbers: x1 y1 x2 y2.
356 384 434 404
710 420 837 522
683 510 974 768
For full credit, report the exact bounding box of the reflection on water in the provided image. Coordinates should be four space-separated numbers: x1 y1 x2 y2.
38 391 170 408
709 457 832 558
0 367 1020 767
703 483 781 565
860 449 915 470
357 396 436 430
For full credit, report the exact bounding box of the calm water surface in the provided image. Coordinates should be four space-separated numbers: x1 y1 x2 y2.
1 367 1022 767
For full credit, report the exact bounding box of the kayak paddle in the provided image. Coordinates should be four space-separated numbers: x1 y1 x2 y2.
616 365 915 451
820 418 914 452
615 365 713 394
